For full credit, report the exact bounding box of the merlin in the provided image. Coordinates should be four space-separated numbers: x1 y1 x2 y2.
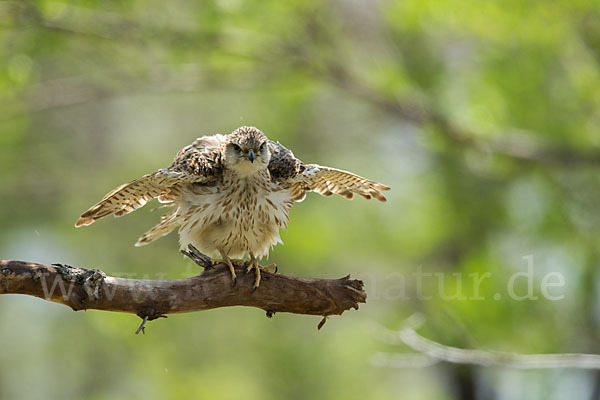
76 126 390 290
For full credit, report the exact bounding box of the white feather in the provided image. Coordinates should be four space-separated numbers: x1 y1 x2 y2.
176 170 293 259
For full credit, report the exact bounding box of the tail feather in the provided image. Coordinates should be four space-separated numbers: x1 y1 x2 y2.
135 210 180 246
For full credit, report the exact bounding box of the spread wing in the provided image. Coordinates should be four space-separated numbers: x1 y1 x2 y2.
75 135 225 227
268 141 390 202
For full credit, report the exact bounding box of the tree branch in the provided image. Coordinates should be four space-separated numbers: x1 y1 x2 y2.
0 259 366 330
372 314 600 370
323 67 600 167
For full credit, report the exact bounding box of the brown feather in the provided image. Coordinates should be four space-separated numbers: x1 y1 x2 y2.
75 169 210 227
283 164 390 203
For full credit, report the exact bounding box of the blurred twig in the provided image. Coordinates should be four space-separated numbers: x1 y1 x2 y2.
292 9 600 167
0 260 366 331
372 314 600 370
7 1 600 166
319 61 600 167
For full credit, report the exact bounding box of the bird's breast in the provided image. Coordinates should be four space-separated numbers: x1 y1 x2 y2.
177 175 294 257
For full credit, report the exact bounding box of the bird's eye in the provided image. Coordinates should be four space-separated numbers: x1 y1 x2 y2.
232 144 241 152
259 142 266 151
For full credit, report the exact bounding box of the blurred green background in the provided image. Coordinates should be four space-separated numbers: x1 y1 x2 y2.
2 0 600 399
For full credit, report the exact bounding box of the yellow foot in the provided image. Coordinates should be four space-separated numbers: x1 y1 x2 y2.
245 254 278 292
244 254 261 292
262 263 278 274
226 260 237 286
217 250 238 286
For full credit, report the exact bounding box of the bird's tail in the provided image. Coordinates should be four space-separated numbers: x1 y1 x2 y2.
135 209 180 247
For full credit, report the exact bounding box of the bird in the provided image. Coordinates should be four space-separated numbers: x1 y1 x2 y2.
75 126 390 290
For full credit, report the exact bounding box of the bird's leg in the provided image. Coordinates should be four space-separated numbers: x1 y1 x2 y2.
218 248 237 286
247 252 262 292
244 254 278 291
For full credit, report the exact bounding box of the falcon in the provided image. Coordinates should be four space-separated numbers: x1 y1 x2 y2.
76 126 390 290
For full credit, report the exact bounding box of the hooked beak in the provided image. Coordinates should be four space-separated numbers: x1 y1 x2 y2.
246 150 256 163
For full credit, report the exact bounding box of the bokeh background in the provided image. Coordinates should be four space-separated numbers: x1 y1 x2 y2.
2 1 600 399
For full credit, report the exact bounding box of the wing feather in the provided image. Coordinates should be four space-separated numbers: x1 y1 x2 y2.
290 164 390 202
267 141 390 202
75 134 225 227
74 169 203 227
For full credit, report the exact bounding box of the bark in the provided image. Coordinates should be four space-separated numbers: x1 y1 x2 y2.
0 259 366 329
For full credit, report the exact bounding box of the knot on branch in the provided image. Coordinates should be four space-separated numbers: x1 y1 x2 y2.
52 263 106 301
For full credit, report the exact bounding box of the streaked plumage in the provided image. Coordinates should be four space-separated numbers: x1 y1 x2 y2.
76 126 389 287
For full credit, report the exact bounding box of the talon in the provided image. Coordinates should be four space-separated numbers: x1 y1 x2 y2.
229 263 238 286
218 249 237 287
248 252 261 291
262 263 278 274
253 269 261 290
227 263 237 286
250 263 261 291
228 265 237 286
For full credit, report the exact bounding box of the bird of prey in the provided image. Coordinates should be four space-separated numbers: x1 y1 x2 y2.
76 126 390 290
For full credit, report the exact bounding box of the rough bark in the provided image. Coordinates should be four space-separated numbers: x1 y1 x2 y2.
0 259 366 330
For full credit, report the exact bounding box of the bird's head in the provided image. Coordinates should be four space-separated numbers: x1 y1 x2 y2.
223 126 271 176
